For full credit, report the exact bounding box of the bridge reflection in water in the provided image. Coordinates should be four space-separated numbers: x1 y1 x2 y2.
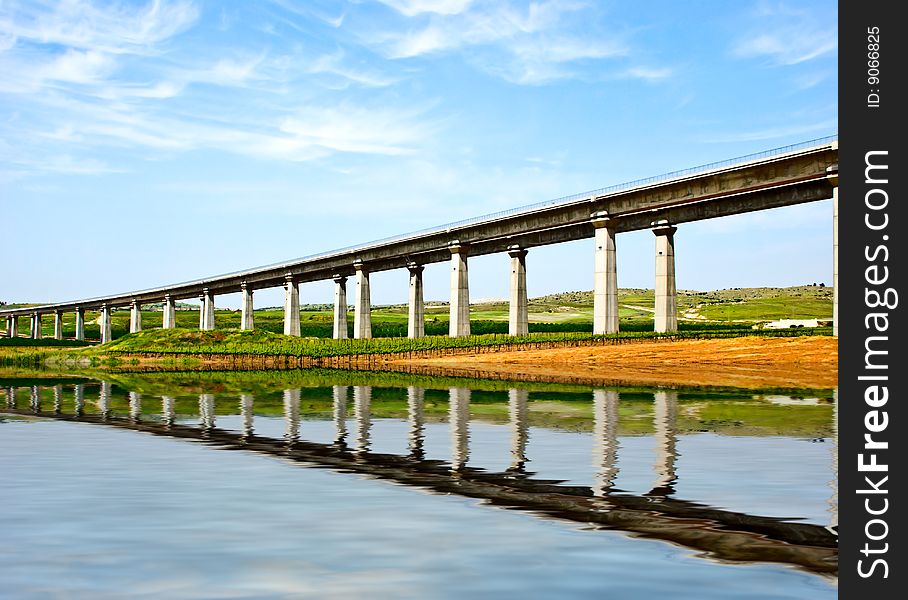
3 382 837 577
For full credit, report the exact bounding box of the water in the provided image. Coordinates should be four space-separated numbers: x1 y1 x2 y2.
1 370 837 599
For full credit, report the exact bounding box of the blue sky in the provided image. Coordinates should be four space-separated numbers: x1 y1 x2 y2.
0 0 838 309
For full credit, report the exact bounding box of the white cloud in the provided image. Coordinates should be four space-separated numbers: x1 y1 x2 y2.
378 0 476 17
623 66 673 81
733 4 836 65
1 0 199 55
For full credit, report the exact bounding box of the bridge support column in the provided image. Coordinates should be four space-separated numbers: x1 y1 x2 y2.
198 294 206 329
5 316 13 338
652 221 678 333
354 263 372 339
283 275 300 337
448 244 470 337
163 294 176 329
31 313 41 339
75 308 84 340
53 311 64 340
100 304 112 343
129 300 142 333
333 275 348 339
202 289 215 330
832 184 839 337
407 264 425 339
508 247 528 336
240 284 254 330
8 315 17 338
592 214 619 334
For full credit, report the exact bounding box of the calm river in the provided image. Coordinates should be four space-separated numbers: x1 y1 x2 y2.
1 369 837 599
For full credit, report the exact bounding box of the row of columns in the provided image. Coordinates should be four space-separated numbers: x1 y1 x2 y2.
0 220 681 343
4 309 88 341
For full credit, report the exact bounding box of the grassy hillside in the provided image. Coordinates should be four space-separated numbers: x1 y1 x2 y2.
5 285 833 342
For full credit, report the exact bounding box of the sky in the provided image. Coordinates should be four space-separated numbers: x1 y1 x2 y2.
0 0 838 309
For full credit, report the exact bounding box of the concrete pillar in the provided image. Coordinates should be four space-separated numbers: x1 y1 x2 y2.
31 313 41 339
507 247 528 336
9 315 17 338
592 214 619 334
592 389 620 496
333 275 348 339
332 385 348 445
202 288 215 331
353 263 372 339
3 316 10 338
407 264 425 339
283 275 300 337
407 386 425 459
240 283 254 331
100 304 112 343
652 221 678 333
508 389 529 472
353 385 372 453
198 294 206 329
448 243 470 337
283 388 300 443
652 390 678 495
163 295 176 329
129 300 142 333
240 394 254 439
449 387 470 471
832 185 839 337
53 312 64 340
75 308 85 340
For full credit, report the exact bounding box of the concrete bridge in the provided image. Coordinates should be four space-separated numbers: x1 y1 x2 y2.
1 136 839 342
2 381 838 576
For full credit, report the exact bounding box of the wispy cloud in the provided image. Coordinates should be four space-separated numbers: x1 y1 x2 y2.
366 0 633 84
696 119 838 144
733 3 836 65
378 0 476 17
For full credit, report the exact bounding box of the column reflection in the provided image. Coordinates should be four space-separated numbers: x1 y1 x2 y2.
6 386 16 409
332 386 349 448
449 387 470 472
407 386 425 460
53 385 62 414
829 388 838 531
199 393 215 432
508 389 529 474
353 385 372 454
651 390 679 496
283 388 301 446
161 396 175 427
128 391 142 423
592 389 620 496
30 385 40 413
98 382 111 420
240 394 254 440
74 384 84 417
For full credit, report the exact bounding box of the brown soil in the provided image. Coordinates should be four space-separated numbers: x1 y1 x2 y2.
391 336 838 389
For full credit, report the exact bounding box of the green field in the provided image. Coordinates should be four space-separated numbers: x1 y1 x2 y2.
3 285 833 343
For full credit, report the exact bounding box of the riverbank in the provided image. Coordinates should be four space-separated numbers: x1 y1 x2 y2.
389 336 837 390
